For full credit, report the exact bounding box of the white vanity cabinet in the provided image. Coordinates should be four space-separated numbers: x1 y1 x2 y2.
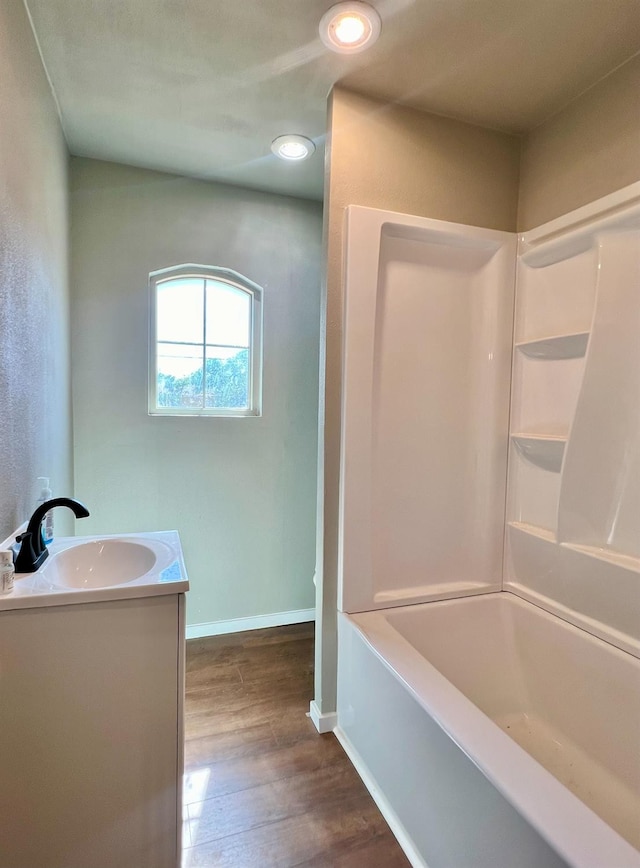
0 592 185 868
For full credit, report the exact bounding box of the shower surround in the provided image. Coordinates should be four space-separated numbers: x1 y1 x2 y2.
335 184 640 868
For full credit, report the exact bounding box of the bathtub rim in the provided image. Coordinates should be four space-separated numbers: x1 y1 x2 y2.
344 591 640 868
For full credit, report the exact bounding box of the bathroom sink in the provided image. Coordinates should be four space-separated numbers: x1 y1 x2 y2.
1 529 188 609
43 538 172 589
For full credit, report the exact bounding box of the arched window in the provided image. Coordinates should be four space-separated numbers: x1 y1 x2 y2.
148 265 262 416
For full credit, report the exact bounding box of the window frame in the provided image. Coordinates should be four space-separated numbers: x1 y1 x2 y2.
148 264 263 417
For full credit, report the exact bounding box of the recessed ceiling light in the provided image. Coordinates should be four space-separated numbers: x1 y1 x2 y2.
271 134 316 161
319 2 381 54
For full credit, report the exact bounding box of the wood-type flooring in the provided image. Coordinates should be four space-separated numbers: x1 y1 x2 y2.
182 621 411 867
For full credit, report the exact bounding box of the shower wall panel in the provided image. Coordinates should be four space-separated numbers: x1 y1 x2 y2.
339 207 515 613
505 184 640 656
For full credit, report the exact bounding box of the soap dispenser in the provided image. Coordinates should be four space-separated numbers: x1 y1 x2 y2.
0 550 14 595
36 477 54 545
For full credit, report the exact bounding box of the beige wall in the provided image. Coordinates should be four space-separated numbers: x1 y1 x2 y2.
519 54 640 230
314 87 521 713
0 0 72 540
70 158 322 629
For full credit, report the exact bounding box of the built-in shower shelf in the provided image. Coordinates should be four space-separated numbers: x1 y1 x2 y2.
508 524 640 573
561 542 640 573
510 433 567 473
508 521 556 543
515 332 589 360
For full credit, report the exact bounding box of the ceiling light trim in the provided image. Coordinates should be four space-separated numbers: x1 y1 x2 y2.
319 1 382 54
271 134 316 162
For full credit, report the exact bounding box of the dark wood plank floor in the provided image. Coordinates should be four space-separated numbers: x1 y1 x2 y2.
182 622 411 867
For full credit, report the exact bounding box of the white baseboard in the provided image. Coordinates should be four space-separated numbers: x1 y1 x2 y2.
186 607 315 640
308 700 338 734
334 726 429 868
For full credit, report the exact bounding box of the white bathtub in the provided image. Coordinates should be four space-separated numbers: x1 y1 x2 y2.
336 592 640 868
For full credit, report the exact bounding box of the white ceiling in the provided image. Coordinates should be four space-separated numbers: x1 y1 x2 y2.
25 0 640 201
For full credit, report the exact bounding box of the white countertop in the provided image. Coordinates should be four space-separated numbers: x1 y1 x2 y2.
0 530 189 612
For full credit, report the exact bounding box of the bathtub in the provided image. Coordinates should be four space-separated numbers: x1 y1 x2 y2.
336 592 640 868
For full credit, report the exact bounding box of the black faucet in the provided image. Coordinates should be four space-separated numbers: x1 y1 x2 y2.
14 498 90 573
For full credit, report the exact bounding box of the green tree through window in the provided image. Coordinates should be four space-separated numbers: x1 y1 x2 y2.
157 349 249 409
